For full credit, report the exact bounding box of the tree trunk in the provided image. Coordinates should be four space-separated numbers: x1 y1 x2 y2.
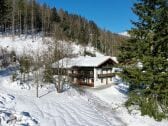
19 10 22 37
12 0 15 41
31 0 34 41
24 2 28 38
36 81 39 98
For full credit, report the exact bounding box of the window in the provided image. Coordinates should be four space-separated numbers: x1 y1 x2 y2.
110 77 112 81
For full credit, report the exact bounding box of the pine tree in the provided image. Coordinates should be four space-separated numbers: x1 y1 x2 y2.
43 64 53 83
12 0 16 40
0 0 6 23
51 7 60 23
119 0 168 120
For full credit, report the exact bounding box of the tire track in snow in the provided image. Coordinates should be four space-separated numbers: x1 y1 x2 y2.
75 87 128 126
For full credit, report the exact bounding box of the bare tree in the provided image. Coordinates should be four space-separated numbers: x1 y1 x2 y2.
34 48 41 98
52 36 72 93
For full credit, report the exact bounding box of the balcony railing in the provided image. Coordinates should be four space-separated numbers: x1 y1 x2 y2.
97 73 115 78
68 73 94 78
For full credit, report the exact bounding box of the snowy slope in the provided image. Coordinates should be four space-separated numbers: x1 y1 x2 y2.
118 32 130 37
0 76 112 126
0 36 104 58
0 36 52 57
0 72 168 126
86 82 168 126
70 42 104 56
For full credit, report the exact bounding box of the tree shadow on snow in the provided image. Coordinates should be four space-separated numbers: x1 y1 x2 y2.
0 65 19 77
115 84 129 95
38 90 54 98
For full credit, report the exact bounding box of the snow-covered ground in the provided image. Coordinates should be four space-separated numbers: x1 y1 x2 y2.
0 75 113 126
0 92 38 126
85 80 168 126
0 69 168 126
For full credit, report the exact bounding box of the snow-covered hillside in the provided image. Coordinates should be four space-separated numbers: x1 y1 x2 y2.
118 32 130 37
0 36 104 57
0 36 51 57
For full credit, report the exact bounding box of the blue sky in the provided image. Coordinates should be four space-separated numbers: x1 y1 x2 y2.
38 0 137 33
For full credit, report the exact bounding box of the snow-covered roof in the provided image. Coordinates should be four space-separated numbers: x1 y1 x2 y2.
52 56 118 68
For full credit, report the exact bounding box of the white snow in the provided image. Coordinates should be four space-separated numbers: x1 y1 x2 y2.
1 70 167 126
118 31 130 37
0 36 51 57
85 79 168 126
0 36 104 58
70 42 104 56
0 91 38 126
87 84 128 109
0 76 112 126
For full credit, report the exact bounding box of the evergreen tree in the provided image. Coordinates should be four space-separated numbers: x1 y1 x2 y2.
51 7 60 23
119 0 168 120
0 0 6 23
1 0 12 33
0 0 126 56
19 55 32 82
43 64 53 83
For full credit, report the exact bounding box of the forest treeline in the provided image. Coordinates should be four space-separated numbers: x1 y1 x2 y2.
0 0 127 56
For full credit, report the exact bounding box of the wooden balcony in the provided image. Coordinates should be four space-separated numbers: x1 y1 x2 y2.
68 73 80 77
68 73 94 78
79 82 94 87
97 73 115 78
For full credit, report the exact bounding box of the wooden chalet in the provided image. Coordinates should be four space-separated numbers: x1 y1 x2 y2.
52 56 118 87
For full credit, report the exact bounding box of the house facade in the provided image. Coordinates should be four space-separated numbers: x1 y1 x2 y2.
52 56 118 87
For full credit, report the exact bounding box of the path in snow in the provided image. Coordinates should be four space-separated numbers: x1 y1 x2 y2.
74 86 128 126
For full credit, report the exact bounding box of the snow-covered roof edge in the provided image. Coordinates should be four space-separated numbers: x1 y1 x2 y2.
52 56 118 69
